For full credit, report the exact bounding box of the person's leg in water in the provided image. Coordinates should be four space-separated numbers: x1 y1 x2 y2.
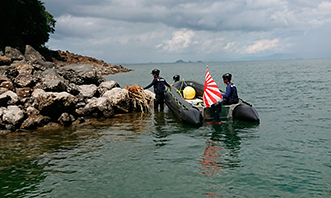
154 94 159 111
155 93 165 111
159 92 165 111
213 101 223 122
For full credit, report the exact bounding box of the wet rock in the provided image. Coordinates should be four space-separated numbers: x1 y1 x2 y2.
21 115 51 129
40 122 63 130
58 112 75 126
73 117 85 124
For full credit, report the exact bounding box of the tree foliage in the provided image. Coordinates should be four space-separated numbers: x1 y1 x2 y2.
0 0 56 51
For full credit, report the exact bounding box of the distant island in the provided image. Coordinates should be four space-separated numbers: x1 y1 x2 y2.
175 59 203 63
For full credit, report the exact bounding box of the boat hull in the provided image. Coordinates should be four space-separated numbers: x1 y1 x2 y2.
165 80 260 125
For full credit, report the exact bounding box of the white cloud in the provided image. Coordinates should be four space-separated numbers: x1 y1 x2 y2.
156 29 195 52
242 39 280 54
223 42 238 52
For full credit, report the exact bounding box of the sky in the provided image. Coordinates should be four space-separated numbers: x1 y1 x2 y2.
42 0 331 64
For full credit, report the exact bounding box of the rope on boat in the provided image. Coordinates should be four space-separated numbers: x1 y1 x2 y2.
167 86 188 110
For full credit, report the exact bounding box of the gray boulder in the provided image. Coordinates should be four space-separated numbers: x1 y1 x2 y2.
66 83 80 95
21 115 51 129
79 84 98 98
5 47 24 61
2 105 26 127
103 88 130 113
0 91 19 105
15 63 34 74
61 64 105 85
83 97 114 118
31 59 56 71
98 80 120 96
20 106 50 129
24 45 45 62
14 73 35 88
58 112 75 126
40 68 68 92
32 89 78 120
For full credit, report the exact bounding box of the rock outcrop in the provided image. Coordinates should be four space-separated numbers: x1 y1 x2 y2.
0 45 154 135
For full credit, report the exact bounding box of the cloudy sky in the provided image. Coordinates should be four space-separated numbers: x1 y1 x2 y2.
42 0 331 64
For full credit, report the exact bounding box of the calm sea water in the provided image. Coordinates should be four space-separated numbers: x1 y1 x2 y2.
1 59 331 197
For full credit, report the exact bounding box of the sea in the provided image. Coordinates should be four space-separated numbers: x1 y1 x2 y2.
0 59 330 198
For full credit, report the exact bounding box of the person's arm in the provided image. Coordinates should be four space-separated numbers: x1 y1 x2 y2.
143 78 156 89
222 85 232 98
164 80 171 88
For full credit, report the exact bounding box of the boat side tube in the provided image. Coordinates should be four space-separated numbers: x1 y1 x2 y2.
232 102 260 122
164 86 203 125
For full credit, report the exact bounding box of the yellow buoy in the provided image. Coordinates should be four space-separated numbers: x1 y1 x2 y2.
183 86 196 100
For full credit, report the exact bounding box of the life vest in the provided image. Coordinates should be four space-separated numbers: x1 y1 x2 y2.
225 83 239 104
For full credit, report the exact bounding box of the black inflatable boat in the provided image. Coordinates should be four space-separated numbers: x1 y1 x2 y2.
164 80 260 125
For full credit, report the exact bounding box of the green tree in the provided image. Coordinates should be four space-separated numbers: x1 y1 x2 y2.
0 0 56 51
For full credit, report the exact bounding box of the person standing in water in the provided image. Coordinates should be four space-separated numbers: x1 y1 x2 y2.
143 69 170 111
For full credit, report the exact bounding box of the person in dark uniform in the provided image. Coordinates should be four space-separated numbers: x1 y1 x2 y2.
170 74 180 87
173 74 180 83
221 73 239 105
143 69 170 111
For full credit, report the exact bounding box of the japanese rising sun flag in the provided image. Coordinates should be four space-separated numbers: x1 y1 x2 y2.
203 68 223 108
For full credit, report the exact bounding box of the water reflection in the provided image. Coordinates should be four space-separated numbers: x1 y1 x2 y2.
152 112 168 147
199 120 259 197
199 141 226 176
0 111 154 198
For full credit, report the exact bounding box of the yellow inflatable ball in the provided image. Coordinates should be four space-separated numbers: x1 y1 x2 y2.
183 86 196 100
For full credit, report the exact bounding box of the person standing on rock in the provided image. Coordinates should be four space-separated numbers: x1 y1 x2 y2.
143 69 170 111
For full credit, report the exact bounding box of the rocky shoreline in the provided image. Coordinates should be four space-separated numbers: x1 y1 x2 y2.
0 45 154 135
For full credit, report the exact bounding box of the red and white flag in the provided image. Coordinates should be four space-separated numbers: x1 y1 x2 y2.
203 68 223 108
